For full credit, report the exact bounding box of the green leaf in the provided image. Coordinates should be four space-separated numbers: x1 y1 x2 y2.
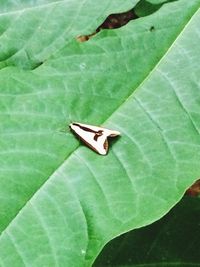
0 0 200 266
94 196 200 267
0 0 138 69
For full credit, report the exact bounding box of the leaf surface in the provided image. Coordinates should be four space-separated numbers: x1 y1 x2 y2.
0 0 200 266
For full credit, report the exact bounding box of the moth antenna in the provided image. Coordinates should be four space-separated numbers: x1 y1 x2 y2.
56 111 77 135
59 126 70 134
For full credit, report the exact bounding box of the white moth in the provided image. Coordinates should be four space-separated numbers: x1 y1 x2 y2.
69 122 120 155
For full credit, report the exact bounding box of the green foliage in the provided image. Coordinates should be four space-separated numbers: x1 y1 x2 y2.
0 0 200 266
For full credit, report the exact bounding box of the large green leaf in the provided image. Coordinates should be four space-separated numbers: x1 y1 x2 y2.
0 0 200 266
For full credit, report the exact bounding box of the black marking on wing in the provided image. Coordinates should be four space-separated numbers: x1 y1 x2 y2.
73 123 104 141
73 123 98 133
94 130 103 141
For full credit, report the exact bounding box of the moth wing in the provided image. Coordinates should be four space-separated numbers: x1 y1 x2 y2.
92 133 109 155
93 129 120 154
107 130 120 137
72 122 105 132
70 124 107 155
70 123 120 155
72 122 120 136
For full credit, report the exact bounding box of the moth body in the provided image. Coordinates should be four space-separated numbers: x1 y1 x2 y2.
69 122 120 155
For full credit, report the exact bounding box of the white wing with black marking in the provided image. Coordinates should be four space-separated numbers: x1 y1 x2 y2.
69 122 120 155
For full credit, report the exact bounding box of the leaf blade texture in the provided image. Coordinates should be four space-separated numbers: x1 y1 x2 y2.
0 0 200 266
